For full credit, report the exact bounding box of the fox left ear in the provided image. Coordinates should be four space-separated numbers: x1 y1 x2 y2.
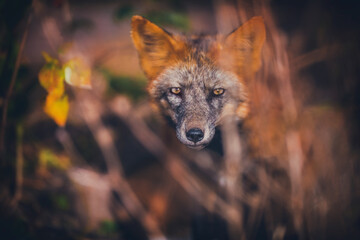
131 16 185 80
221 16 266 79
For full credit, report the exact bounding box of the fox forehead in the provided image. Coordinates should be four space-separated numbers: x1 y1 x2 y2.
145 33 246 97
155 36 222 88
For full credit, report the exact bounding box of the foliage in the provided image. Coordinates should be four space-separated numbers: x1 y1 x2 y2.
39 53 65 98
38 52 92 127
38 148 71 171
64 58 92 89
113 4 134 21
144 10 189 31
52 194 70 211
98 220 118 236
43 94 69 127
112 2 189 31
101 69 147 101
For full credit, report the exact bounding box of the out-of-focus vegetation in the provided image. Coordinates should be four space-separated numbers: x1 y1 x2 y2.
113 4 134 21
144 11 190 31
0 0 33 153
101 69 147 101
0 0 359 240
113 2 190 31
38 51 92 126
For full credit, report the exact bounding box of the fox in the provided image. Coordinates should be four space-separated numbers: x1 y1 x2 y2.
131 15 265 149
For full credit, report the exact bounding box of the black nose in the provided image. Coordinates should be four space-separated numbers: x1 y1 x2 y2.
186 128 204 143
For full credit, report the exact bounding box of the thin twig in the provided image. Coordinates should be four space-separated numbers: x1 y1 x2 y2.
78 93 167 240
11 123 24 206
0 13 32 156
56 128 87 166
260 1 305 233
291 44 338 71
109 97 245 229
221 115 246 240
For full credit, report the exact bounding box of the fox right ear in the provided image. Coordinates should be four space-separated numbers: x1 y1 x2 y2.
131 16 184 80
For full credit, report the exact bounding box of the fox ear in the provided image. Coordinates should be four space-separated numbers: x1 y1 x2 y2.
222 16 266 79
131 16 183 80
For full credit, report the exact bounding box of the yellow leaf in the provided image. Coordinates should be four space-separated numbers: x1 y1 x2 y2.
44 94 69 127
64 58 92 89
39 56 64 98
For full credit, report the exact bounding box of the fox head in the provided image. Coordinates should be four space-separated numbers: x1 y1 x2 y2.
131 16 265 149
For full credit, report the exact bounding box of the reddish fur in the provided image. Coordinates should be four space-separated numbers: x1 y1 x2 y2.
131 15 265 121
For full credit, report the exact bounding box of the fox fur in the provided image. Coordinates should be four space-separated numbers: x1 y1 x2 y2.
131 15 265 149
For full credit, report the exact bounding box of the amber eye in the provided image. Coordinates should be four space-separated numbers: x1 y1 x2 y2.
170 87 181 95
213 88 225 96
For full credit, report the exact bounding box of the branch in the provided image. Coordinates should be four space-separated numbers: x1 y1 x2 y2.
0 13 32 156
77 92 167 240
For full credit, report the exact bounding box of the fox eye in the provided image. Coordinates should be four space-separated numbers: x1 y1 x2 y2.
213 88 225 96
170 87 181 95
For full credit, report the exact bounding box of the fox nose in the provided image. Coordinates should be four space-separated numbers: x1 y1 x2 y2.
186 128 204 143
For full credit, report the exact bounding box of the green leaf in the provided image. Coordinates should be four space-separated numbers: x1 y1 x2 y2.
144 11 190 31
114 4 134 21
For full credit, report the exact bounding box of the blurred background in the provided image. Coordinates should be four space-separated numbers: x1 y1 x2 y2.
0 0 359 239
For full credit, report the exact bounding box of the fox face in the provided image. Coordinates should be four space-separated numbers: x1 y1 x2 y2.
131 16 265 149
